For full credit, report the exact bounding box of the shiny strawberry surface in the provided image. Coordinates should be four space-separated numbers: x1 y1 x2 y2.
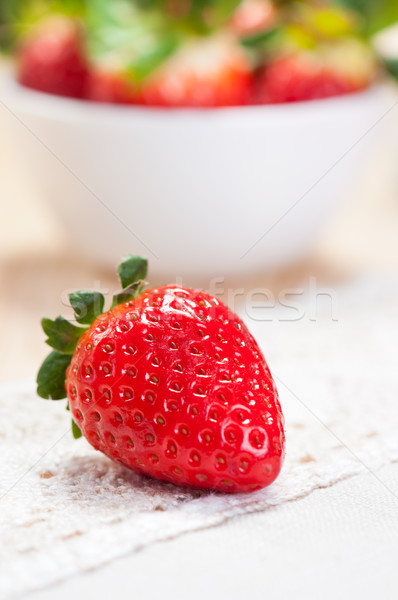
67 286 285 493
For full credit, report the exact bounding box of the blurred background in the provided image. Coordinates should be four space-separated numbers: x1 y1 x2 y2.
1 0 398 383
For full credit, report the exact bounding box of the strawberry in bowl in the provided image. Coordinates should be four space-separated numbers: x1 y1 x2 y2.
37 256 285 493
8 0 385 107
87 33 253 107
256 39 377 103
18 16 89 98
1 2 395 280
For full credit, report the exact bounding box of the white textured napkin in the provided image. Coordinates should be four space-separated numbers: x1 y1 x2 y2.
1 277 397 598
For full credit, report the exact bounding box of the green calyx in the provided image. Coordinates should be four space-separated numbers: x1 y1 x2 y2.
71 418 83 439
37 351 74 400
111 255 148 307
41 316 86 354
69 291 105 325
66 402 83 439
36 255 148 435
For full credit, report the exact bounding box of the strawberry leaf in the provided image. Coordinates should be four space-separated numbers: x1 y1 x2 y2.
126 35 179 83
71 418 83 439
241 27 280 48
111 255 148 308
37 351 72 400
384 57 398 80
337 0 398 35
69 291 105 325
118 255 148 290
112 281 144 308
41 316 86 354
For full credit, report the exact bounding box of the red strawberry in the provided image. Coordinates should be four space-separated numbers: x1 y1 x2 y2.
231 0 277 37
257 55 351 103
139 34 253 108
86 69 140 105
37 256 285 493
257 42 375 104
18 16 89 98
85 34 252 108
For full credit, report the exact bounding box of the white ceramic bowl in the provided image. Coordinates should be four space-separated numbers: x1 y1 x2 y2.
1 73 394 283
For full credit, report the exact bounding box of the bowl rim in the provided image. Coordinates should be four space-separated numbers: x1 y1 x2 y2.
0 67 390 125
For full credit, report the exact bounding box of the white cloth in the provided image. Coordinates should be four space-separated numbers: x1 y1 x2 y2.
1 276 397 598
32 462 398 600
